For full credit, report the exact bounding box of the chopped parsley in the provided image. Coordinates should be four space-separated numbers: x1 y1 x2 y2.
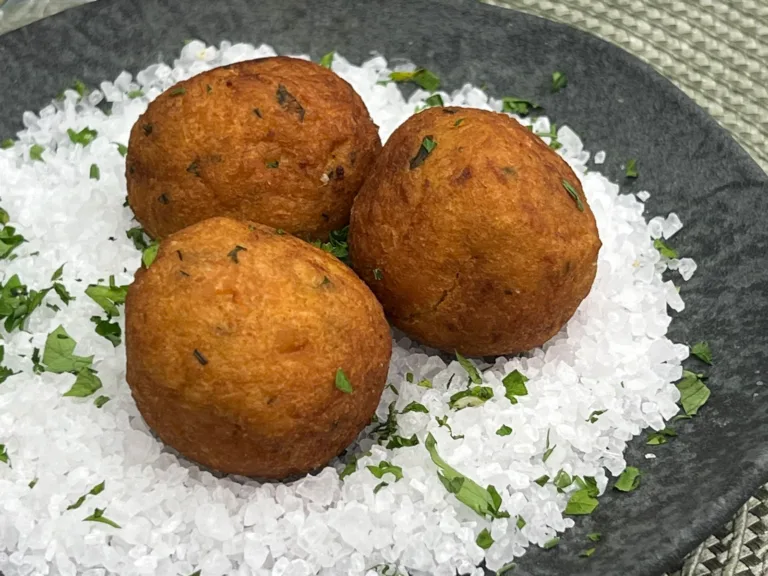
63 368 103 398
170 87 186 96
29 144 45 162
66 480 105 510
496 425 513 436
42 326 93 374
653 238 678 259
0 208 8 225
455 352 482 385
449 386 493 410
386 434 419 449
580 547 596 558
83 507 121 529
51 265 64 282
534 475 549 487
335 368 353 393
564 477 599 515
67 127 98 146
389 68 440 92
0 226 26 260
115 143 128 157
587 532 601 542
193 349 208 366
409 136 437 170
501 97 539 116
85 276 128 317
401 401 429 414
373 268 383 280
91 316 121 347
0 274 51 331
435 415 464 440
0 444 8 465
0 345 19 385
0 138 14 149
553 470 573 490
562 179 585 211
310 226 349 262
142 242 159 268
426 433 509 519
418 378 432 388
373 481 388 494
534 123 562 150
367 461 403 481
53 282 74 306
127 89 144 99
677 370 710 416
647 427 676 445
424 94 444 108
126 226 150 250
587 409 606 423
454 118 464 127
276 84 305 121
517 516 526 529
266 160 279 169
72 79 87 97
94 395 110 408
503 369 528 404
339 455 358 479
319 51 335 69
543 430 556 462
614 466 641 492
543 537 560 549
476 528 494 550
28 478 38 489
227 245 247 263
187 161 200 177
405 372 414 383
625 159 639 178
691 341 713 365
551 71 568 92
373 402 398 444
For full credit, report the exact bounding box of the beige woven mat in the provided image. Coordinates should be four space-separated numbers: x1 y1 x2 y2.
1 0 767 575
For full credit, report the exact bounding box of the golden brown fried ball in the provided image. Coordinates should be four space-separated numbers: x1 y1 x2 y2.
349 107 601 357
125 217 391 478
126 57 381 240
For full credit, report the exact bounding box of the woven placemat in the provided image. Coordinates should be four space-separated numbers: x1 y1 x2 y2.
1 1 767 575
485 1 768 574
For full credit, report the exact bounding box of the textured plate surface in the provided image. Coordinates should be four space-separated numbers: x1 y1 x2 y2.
1 0 767 574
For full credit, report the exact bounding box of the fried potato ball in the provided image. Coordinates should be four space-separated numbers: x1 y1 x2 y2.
125 217 391 478
349 107 601 357
126 57 381 240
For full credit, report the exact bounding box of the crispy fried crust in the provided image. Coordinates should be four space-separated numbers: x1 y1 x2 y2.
349 107 601 356
125 217 392 478
126 57 381 240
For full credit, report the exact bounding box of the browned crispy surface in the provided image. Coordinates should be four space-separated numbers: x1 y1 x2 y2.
125 217 392 478
349 107 601 357
126 57 381 240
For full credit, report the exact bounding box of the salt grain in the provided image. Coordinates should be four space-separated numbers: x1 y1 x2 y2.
0 40 695 576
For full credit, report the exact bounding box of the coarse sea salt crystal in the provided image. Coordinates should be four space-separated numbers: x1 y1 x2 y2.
0 40 695 576
662 213 684 238
637 191 650 202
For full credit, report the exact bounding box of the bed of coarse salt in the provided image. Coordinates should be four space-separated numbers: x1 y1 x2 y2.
0 40 696 576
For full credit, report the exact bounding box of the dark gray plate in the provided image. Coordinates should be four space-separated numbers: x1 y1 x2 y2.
1 0 767 575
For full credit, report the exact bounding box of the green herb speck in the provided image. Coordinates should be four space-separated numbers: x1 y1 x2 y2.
335 368 352 393
551 71 568 93
562 179 585 212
